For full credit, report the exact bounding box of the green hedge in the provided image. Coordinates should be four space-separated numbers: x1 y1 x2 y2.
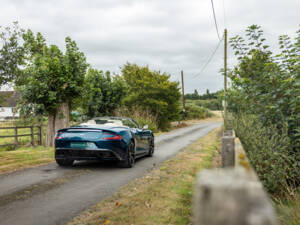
185 104 213 120
233 113 298 196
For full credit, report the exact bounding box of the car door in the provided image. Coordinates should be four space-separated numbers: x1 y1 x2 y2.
134 120 150 153
141 128 153 151
124 119 145 155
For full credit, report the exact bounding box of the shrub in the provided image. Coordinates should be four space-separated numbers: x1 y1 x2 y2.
82 68 126 118
121 63 181 131
114 107 158 133
232 113 298 196
193 99 222 110
185 103 213 120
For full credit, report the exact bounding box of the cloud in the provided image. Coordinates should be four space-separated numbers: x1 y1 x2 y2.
1 0 299 93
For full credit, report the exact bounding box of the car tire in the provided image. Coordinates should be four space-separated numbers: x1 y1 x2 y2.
118 141 135 168
55 158 74 167
147 139 154 157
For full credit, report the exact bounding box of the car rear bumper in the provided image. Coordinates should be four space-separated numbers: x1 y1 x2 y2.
55 148 124 161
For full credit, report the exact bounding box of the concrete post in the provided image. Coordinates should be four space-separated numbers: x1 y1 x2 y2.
194 169 278 225
222 135 235 167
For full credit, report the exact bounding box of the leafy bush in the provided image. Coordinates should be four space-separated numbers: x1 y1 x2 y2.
233 114 297 196
185 89 222 100
82 68 126 118
114 107 158 133
185 103 213 120
193 99 222 110
121 63 181 130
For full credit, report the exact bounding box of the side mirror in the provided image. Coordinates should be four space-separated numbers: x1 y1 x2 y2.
143 124 149 130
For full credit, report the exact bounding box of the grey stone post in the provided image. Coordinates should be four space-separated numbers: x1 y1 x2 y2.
222 135 235 167
194 169 278 225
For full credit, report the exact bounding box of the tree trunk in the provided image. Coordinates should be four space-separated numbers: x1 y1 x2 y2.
46 113 55 147
55 102 70 132
46 102 70 147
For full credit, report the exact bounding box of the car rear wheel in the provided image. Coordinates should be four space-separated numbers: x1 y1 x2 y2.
118 141 135 168
55 158 74 167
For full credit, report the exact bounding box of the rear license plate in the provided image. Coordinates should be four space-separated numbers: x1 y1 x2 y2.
70 142 88 148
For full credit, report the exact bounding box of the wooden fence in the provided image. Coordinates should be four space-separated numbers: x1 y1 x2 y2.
0 125 44 148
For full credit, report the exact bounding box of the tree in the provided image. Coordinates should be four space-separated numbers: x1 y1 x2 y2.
229 25 299 135
0 22 24 87
194 89 199 96
18 30 88 146
121 63 181 130
82 68 126 118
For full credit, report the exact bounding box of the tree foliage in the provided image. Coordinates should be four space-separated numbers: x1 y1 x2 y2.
121 63 181 130
0 22 24 87
185 89 221 100
228 25 300 194
82 68 126 118
229 25 299 145
19 30 88 115
17 29 88 146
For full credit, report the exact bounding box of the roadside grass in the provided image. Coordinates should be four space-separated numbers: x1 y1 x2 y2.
0 146 54 174
67 127 221 225
276 190 300 225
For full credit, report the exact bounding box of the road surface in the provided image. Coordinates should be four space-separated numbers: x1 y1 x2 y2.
0 121 222 225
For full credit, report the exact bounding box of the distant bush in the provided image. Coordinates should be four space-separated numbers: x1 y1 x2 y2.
191 99 222 110
185 103 213 120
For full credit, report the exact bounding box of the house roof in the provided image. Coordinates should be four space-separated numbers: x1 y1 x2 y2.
0 91 20 107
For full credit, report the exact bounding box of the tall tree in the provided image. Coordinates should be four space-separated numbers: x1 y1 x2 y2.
121 63 181 130
82 68 126 118
18 30 88 146
0 22 24 87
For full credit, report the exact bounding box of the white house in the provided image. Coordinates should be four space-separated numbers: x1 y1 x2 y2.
0 91 20 120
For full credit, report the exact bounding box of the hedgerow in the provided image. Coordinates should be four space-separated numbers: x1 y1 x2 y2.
228 25 300 196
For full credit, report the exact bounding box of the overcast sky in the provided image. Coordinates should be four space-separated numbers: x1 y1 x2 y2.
1 0 299 93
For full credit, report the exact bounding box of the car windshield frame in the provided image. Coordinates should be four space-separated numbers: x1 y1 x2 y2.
86 117 140 129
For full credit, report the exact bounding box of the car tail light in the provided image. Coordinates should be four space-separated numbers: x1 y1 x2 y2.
55 132 63 140
102 132 122 140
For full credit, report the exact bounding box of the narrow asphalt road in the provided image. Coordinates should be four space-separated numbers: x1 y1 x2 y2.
0 121 222 225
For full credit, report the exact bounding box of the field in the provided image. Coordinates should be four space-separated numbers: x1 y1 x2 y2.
0 120 47 149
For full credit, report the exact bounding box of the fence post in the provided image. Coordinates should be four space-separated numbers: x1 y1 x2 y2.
30 126 34 146
194 169 278 225
39 125 44 146
222 134 235 167
14 127 18 148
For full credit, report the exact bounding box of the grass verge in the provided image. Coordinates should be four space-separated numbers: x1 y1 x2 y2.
0 146 54 174
67 127 221 225
276 190 300 225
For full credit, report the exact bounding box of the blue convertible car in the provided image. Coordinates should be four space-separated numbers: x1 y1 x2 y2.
55 117 154 168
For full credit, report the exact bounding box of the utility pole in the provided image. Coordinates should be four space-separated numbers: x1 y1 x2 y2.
181 70 186 120
224 29 227 124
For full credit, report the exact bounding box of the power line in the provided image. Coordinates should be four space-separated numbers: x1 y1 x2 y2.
210 0 221 40
192 36 224 79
